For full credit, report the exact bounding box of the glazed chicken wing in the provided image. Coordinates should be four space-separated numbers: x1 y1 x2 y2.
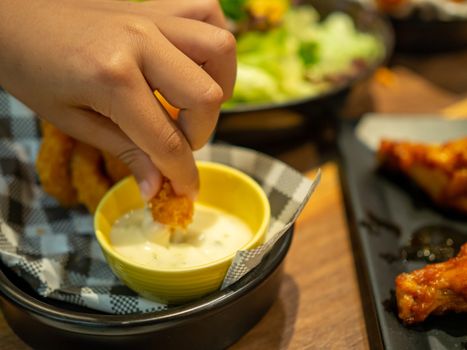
378 137 467 215
396 243 467 324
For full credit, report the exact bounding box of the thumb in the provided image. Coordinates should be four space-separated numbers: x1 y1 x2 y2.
111 147 162 201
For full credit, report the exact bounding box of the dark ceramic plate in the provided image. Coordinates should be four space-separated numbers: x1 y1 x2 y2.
0 227 294 350
338 116 467 349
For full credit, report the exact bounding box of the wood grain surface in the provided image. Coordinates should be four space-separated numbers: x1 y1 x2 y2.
0 50 466 349
231 164 369 350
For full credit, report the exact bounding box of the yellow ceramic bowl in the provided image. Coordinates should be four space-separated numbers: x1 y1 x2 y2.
94 161 270 304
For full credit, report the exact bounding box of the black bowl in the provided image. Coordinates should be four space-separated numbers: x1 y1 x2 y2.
0 227 294 350
216 0 393 150
391 15 467 53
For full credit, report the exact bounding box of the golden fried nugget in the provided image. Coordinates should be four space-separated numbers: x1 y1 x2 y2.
149 177 193 229
36 121 78 206
101 151 131 183
71 142 111 213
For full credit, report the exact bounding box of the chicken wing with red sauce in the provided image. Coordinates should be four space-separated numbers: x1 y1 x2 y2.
378 137 467 215
396 243 467 324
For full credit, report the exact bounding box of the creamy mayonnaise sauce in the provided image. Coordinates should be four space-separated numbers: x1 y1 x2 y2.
110 204 253 269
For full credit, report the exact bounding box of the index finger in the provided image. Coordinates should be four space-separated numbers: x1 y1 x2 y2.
156 17 237 102
110 69 199 199
142 0 227 28
140 26 229 150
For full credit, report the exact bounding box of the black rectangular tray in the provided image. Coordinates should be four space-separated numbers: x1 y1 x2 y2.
338 117 467 350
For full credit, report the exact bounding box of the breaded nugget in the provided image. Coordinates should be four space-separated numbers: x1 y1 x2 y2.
149 177 193 229
101 151 131 183
71 142 111 213
36 121 78 206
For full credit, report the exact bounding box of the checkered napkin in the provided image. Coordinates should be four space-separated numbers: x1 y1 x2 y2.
193 146 320 288
0 90 320 314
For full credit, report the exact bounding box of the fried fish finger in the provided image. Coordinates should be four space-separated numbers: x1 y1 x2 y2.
36 121 78 206
71 142 111 213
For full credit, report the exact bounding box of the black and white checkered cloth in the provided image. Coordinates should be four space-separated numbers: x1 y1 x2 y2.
0 89 320 314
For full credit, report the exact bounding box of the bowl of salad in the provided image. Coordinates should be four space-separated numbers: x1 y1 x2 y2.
220 0 393 114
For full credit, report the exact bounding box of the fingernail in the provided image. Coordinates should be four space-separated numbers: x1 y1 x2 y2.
138 179 152 201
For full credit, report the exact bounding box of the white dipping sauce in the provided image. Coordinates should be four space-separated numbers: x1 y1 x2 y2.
110 204 253 269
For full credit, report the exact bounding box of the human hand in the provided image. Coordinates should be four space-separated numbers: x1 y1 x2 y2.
0 0 236 200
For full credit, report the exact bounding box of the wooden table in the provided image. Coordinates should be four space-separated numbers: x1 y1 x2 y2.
1 50 466 349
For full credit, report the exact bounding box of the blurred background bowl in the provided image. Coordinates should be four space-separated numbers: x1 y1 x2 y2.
391 15 467 53
215 0 393 151
371 0 467 53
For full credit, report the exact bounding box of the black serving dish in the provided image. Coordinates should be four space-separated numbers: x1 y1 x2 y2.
338 116 467 349
391 16 467 53
0 227 294 349
215 0 393 151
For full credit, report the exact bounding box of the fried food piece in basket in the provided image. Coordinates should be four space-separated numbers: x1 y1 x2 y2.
71 142 111 213
378 137 467 215
396 243 467 324
149 177 193 229
36 121 78 206
101 151 131 183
